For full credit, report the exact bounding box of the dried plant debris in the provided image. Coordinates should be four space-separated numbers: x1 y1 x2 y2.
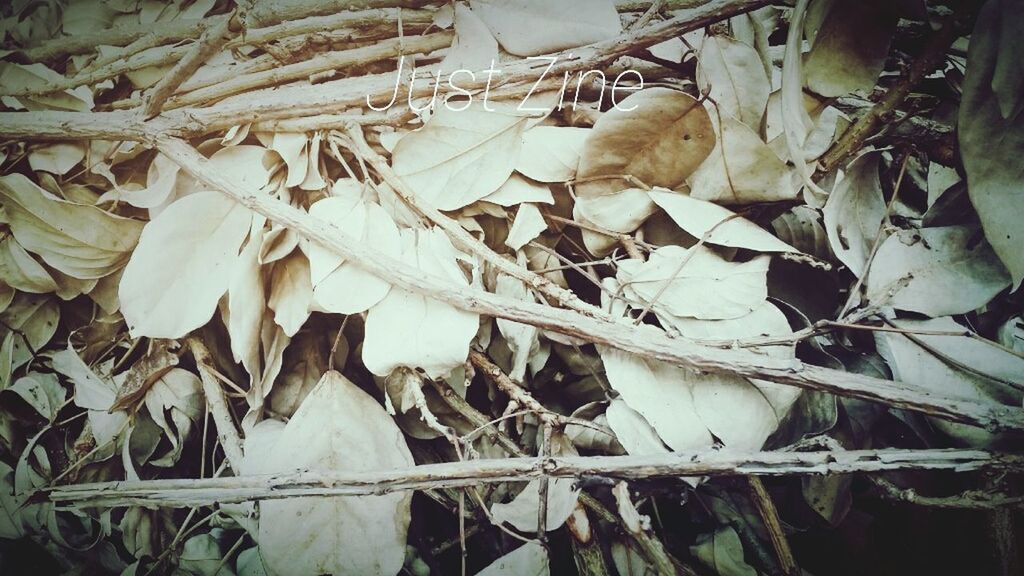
0 1 1021 575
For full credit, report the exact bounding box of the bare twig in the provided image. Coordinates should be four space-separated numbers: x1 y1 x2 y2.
186 337 244 472
143 12 241 118
41 449 1024 508
869 477 1024 510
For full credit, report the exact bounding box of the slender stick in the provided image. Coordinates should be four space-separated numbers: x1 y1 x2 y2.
748 477 799 576
165 32 453 110
143 12 241 118
818 16 959 173
186 337 244 472
41 449 1023 508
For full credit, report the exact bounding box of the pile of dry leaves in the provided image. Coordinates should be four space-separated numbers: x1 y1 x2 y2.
0 0 1022 574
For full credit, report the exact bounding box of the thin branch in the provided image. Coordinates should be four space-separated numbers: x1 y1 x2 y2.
748 477 799 576
40 449 1024 508
165 31 453 110
143 12 241 118
868 477 1024 510
186 337 244 472
469 350 564 427
0 0 772 140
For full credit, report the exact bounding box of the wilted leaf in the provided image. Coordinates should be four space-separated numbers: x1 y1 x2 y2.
441 4 498 71
119 191 253 338
474 542 549 576
1 293 59 385
650 189 796 253
468 0 620 57
690 526 757 576
491 433 580 532
771 206 832 260
1 373 65 422
391 102 530 211
866 226 1011 316
606 398 669 456
27 142 85 175
143 368 202 466
267 251 312 337
688 114 798 205
577 88 714 198
802 0 898 97
0 173 143 279
618 245 770 320
506 203 548 251
50 345 128 448
0 236 58 294
516 126 589 183
256 371 414 576
875 317 1024 447
959 0 1024 287
483 174 554 207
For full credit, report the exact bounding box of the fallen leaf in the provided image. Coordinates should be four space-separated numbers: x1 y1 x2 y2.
959 0 1024 287
823 152 885 277
468 0 620 57
697 35 770 128
688 114 798 205
474 542 550 576
0 173 143 280
866 226 1011 316
391 102 530 211
362 228 479 378
618 245 770 320
256 371 414 576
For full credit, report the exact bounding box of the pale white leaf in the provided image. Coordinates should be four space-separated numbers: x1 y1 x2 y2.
516 126 589 183
441 4 499 72
0 173 144 279
491 433 579 532
618 245 770 320
475 542 549 576
688 114 798 205
267 252 312 337
257 371 414 576
391 103 529 210
649 189 796 253
866 226 1011 316
697 35 770 128
506 203 548 251
606 399 669 455
309 199 400 315
468 0 620 57
363 229 479 378
482 174 554 207
27 143 85 175
876 317 1024 447
823 152 885 277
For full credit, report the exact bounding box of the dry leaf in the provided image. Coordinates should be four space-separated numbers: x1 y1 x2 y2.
256 371 415 576
468 0 620 57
